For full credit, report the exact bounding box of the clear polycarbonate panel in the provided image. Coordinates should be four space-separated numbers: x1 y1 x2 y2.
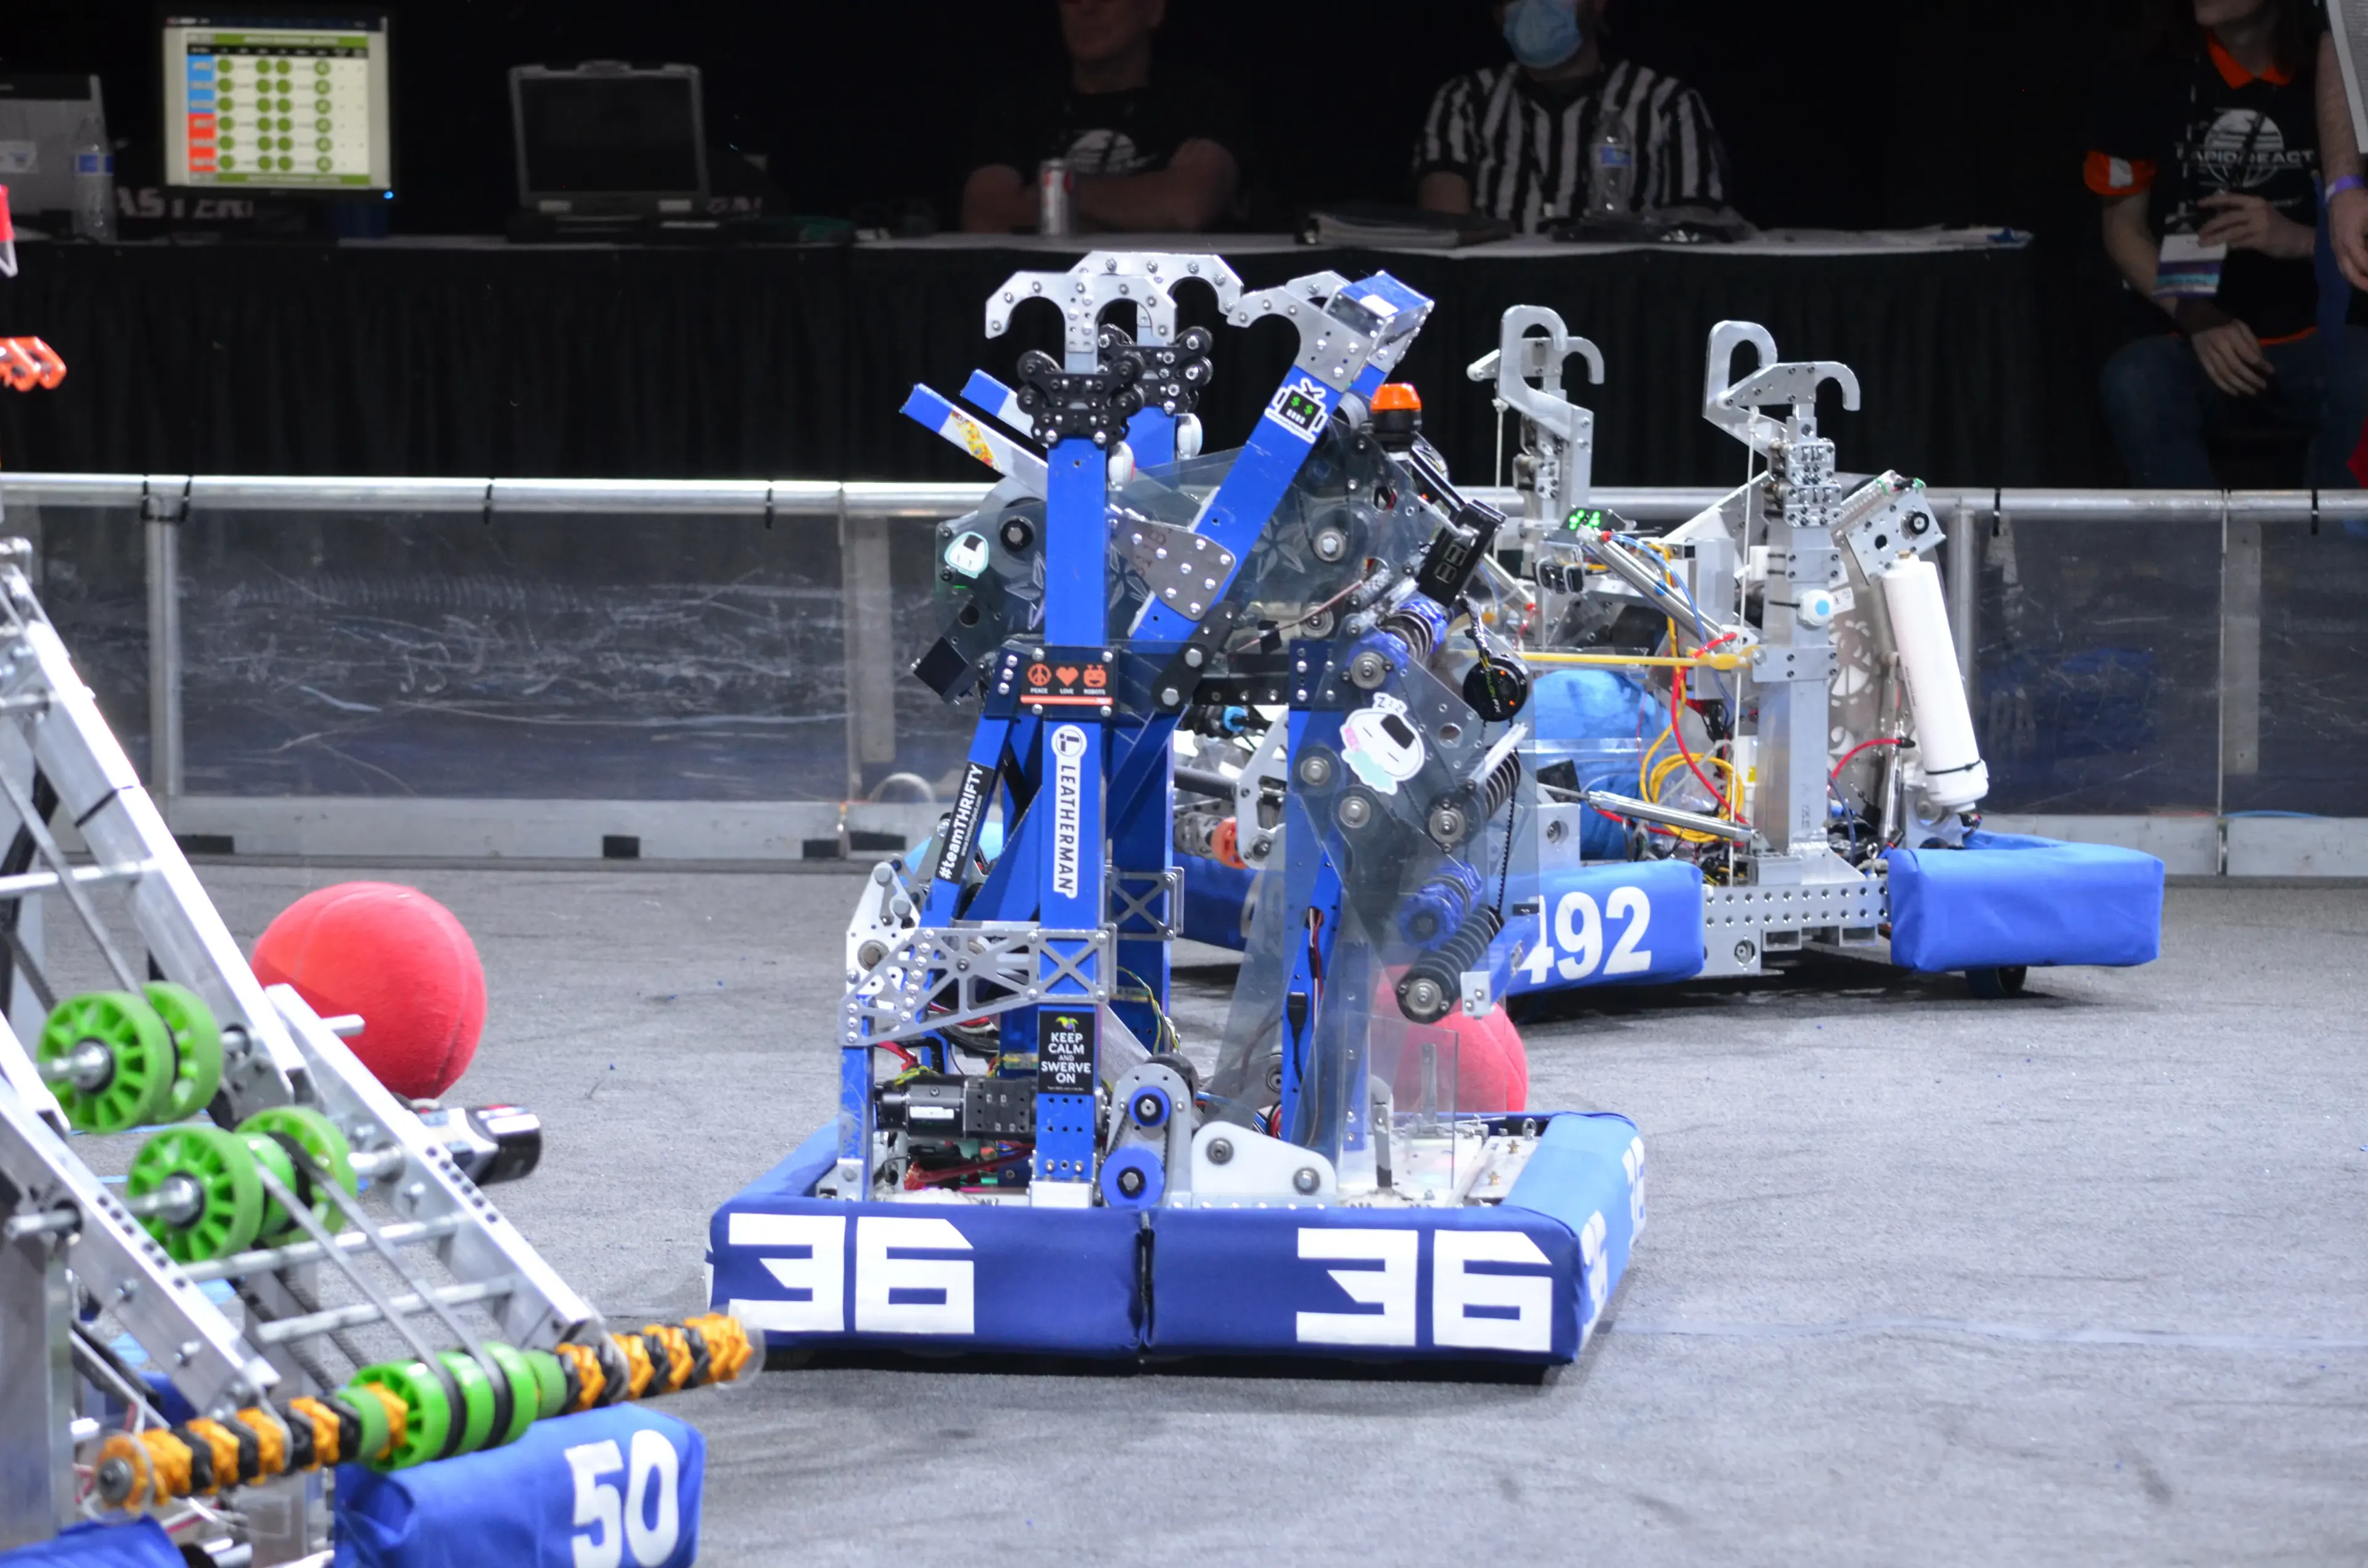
19 505 151 778
2227 518 2368 817
162 509 851 798
1971 513 2222 815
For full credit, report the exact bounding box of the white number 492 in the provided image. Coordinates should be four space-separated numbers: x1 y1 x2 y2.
1518 887 1653 985
567 1429 681 1568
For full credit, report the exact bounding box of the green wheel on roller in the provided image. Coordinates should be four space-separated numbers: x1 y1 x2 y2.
237 1105 355 1243
351 1361 450 1472
482 1342 540 1448
524 1349 569 1421
126 1124 263 1264
343 1378 392 1466
38 991 172 1133
143 983 223 1123
435 1350 498 1457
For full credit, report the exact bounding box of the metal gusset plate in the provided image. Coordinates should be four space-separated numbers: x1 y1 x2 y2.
841 926 1113 1047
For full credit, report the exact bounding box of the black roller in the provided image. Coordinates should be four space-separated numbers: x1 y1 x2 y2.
1396 905 1505 1024
1476 750 1523 819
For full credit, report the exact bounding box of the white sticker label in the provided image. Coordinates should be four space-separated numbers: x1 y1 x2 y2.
0 141 36 175
1050 723 1087 900
1264 373 1330 445
1339 693 1424 795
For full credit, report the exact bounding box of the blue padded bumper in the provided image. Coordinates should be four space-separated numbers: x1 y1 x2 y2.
709 1113 1643 1365
1885 829 2163 972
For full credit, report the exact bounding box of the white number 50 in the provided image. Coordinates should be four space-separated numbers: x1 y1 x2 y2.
567 1429 681 1568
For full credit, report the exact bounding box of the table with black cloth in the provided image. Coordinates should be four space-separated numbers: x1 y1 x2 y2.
0 231 2049 488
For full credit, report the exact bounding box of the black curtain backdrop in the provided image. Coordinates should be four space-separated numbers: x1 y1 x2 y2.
0 240 2049 488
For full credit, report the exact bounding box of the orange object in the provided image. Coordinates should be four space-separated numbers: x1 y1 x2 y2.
639 1323 694 1394
609 1330 656 1400
557 1341 608 1412
1211 816 1248 871
0 338 65 392
1370 382 1422 413
232 1406 288 1479
284 1395 347 1465
682 1311 755 1383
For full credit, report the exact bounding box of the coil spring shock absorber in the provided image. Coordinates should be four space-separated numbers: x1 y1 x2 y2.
1396 905 1505 1025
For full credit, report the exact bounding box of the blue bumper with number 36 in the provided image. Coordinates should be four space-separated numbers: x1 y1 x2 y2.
709 1113 1645 1365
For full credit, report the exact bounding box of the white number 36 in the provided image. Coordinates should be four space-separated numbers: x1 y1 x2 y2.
567 1429 681 1568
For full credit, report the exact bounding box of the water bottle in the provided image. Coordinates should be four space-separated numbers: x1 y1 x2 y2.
1587 118 1635 220
71 115 116 242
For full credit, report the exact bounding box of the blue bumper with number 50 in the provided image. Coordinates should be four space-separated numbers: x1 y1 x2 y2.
333 1405 703 1568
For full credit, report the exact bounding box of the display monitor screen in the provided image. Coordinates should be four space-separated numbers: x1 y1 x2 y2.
514 69 702 199
161 14 392 191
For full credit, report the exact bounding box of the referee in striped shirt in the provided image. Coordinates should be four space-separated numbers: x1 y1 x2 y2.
1415 0 1730 233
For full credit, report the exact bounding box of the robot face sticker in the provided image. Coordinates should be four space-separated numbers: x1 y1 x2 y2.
1340 692 1426 794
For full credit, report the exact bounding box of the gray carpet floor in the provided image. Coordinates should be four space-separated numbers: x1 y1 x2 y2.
154 868 2368 1566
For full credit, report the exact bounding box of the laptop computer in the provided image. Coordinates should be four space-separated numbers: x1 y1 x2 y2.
509 60 706 226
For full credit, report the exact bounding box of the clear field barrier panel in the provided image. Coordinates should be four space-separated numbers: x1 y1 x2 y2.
2228 516 2368 817
1972 511 2224 816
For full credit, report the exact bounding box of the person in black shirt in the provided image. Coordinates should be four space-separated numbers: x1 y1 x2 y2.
961 0 1248 234
2090 0 2368 487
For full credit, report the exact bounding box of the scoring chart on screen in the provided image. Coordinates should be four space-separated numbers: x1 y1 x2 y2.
164 22 393 191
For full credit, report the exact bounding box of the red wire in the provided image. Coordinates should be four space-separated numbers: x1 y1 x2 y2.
1669 665 1745 826
874 1040 917 1069
1828 736 1904 787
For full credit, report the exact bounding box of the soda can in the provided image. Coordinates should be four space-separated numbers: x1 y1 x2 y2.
1038 158 1074 237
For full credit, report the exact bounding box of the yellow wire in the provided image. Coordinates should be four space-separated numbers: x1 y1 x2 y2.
1116 967 1180 1056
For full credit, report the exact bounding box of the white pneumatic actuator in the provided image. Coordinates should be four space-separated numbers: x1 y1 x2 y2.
1878 556 1989 811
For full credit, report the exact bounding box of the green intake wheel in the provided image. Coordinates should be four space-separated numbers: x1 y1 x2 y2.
237 1105 356 1243
126 1124 263 1264
437 1349 498 1458
482 1342 540 1448
351 1361 450 1472
524 1348 569 1421
38 991 172 1133
343 1380 392 1467
144 982 223 1123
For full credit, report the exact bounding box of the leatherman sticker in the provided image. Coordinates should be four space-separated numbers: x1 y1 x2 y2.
1050 724 1087 900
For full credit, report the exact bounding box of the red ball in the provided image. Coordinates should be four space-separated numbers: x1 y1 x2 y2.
252 882 487 1100
1375 969 1531 1113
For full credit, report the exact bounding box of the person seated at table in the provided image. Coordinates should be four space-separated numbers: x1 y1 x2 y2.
2090 0 2368 488
960 0 1249 234
1412 0 1729 233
